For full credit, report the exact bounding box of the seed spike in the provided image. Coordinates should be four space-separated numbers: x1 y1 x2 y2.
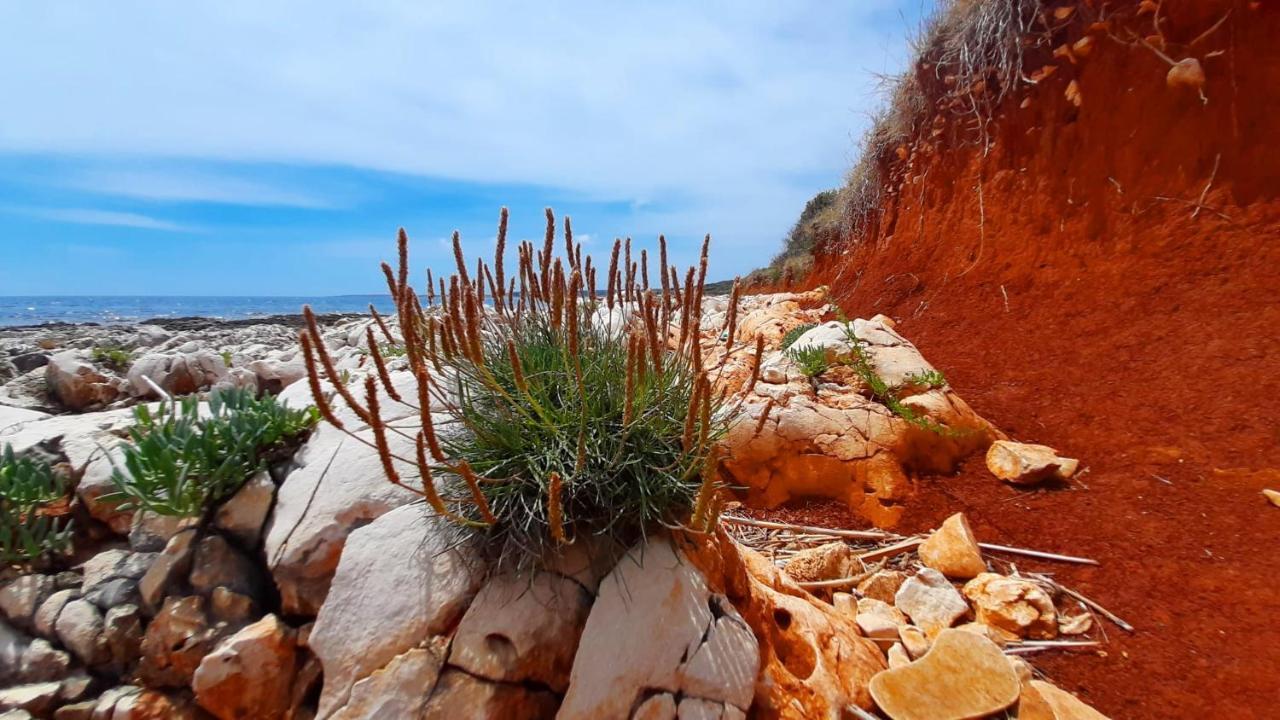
300 332 344 431
397 228 410 298
451 231 471 289
459 461 497 525
547 472 566 544
640 249 649 293
365 376 406 491
624 238 633 304
381 262 399 303
366 326 402 402
724 277 741 348
494 206 509 309
304 305 370 423
606 239 621 312
747 333 765 393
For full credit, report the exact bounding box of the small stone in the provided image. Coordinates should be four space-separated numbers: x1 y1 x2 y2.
955 621 1018 647
894 568 968 636
857 569 907 603
129 512 198 553
103 604 144 672
855 598 907 649
986 440 1078 485
782 542 854 584
54 702 96 720
193 614 297 720
1263 489 1280 508
1029 680 1112 719
887 643 911 668
0 682 61 716
832 592 857 617
53 599 107 666
1059 612 1093 636
0 576 56 631
633 693 677 720
139 529 197 614
918 513 986 579
79 549 131 594
188 534 262 601
214 472 275 547
209 587 256 624
84 577 140 610
898 625 930 659
1166 57 1205 92
138 596 226 688
32 590 77 639
962 573 1057 639
869 629 1020 720
19 638 71 683
56 670 96 703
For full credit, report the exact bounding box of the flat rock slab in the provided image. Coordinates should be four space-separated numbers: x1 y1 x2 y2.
869 629 1019 720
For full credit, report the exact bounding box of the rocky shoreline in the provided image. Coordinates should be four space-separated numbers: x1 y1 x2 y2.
0 315 369 414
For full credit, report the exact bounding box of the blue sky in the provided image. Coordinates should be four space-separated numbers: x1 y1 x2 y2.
0 1 933 295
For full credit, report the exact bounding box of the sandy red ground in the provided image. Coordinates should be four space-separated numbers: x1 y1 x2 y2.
749 3 1280 716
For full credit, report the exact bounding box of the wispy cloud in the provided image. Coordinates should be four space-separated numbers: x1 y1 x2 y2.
5 206 191 232
59 167 333 208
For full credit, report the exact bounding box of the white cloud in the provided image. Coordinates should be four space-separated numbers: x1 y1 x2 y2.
4 206 190 232
0 1 925 264
58 168 332 208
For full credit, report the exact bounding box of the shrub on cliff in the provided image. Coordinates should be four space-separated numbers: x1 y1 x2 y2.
106 388 318 518
300 209 757 567
1 445 73 565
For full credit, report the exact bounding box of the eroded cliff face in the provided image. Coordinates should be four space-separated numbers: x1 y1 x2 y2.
809 0 1280 319
766 2 1280 717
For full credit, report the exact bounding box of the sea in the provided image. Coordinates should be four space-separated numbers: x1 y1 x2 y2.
0 295 398 327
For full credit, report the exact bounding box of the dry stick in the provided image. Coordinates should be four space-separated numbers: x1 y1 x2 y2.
1031 573 1135 633
845 704 882 720
980 542 1099 566
1191 153 1221 219
719 515 898 541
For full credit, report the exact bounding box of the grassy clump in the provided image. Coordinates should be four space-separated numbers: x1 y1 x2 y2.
1 445 73 565
903 369 947 389
106 388 318 518
786 345 830 379
300 209 751 567
92 346 132 372
780 323 818 350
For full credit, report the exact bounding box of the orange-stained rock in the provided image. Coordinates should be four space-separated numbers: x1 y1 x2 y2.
192 614 297 720
717 300 999 528
986 440 1079 485
782 542 853 585
1028 680 1112 719
706 533 887 720
869 629 1019 720
918 513 986 579
962 573 1057 639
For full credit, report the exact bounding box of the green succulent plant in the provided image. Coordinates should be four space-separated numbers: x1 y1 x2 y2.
1 445 73 565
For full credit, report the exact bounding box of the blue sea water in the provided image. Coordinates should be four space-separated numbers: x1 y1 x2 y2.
0 295 399 327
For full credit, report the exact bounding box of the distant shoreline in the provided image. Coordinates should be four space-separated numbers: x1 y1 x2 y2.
0 312 368 333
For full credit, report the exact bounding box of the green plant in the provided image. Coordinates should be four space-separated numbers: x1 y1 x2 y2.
840 323 950 434
903 369 947 389
1 445 73 565
106 388 318 518
220 351 233 368
780 323 818 350
786 345 830 378
92 346 132 372
300 210 750 568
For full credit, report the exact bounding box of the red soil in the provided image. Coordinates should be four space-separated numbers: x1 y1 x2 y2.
763 2 1280 717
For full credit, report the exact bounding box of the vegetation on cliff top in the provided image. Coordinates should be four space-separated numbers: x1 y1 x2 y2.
301 210 757 568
